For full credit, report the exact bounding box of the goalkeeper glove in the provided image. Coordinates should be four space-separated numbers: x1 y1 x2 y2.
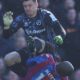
3 11 13 29
54 35 63 45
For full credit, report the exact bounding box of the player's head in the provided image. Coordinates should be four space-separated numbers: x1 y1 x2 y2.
56 61 74 76
21 0 38 17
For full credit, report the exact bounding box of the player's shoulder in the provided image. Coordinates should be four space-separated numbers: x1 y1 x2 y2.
40 9 54 16
15 13 25 21
40 9 57 21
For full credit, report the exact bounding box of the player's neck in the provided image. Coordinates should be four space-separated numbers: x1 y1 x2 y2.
29 10 37 18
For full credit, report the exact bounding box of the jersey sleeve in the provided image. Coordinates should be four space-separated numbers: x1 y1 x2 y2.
3 15 23 38
46 10 57 22
44 10 66 38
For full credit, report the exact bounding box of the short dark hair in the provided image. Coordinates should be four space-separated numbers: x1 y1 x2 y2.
21 0 37 3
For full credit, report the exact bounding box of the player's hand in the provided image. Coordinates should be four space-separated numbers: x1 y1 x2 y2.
3 11 13 29
54 35 63 45
26 36 35 52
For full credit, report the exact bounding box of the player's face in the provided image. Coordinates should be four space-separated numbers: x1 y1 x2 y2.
23 0 38 17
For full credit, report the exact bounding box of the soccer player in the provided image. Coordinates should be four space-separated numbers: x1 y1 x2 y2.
3 0 66 78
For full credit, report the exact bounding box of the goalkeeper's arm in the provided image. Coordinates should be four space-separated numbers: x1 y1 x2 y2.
3 11 21 38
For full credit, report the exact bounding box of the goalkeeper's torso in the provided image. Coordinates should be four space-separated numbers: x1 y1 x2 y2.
11 9 57 44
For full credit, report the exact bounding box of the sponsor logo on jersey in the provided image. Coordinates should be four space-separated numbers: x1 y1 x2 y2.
25 28 46 35
36 20 41 26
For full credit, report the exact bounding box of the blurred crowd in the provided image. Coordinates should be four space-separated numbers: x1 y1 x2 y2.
0 0 80 80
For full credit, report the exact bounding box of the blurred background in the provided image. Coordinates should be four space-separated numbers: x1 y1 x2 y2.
0 0 80 80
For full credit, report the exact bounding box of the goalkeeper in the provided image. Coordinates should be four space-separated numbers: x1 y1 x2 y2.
3 0 66 77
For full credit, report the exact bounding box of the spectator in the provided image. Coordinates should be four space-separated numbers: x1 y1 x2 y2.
0 58 7 76
77 11 80 22
70 70 80 80
38 0 50 10
63 8 80 69
4 0 23 17
14 36 27 50
0 1 4 27
0 27 14 57
0 58 9 80
53 0 76 23
8 71 19 80
75 0 80 11
63 8 77 29
0 1 15 57
64 0 75 9
0 58 19 80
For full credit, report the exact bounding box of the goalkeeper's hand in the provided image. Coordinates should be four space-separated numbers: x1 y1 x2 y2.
54 35 63 45
3 11 13 29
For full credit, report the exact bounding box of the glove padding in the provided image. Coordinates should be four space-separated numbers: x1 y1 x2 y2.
54 35 63 45
3 11 13 29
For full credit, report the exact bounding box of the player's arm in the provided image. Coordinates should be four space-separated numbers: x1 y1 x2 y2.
52 21 66 38
52 21 66 45
45 11 66 45
3 11 22 38
45 11 66 37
